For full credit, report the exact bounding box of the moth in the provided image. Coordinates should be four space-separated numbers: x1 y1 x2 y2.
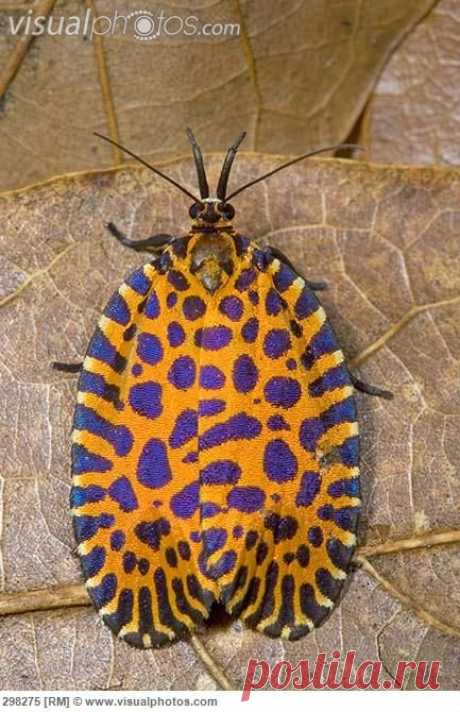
54 131 391 648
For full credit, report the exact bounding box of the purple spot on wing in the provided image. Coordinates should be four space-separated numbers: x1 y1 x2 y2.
318 504 334 520
301 323 337 370
265 288 285 316
87 328 126 372
241 317 259 343
74 405 132 456
249 290 259 305
333 506 360 531
126 268 150 295
337 436 359 467
219 295 244 322
264 377 301 408
137 438 171 488
228 486 266 513
108 476 138 513
299 417 324 451
232 354 258 393
129 381 162 419
200 365 225 389
296 471 321 507
135 517 170 550
182 451 198 464
234 235 250 256
201 502 220 519
88 573 117 608
72 444 112 474
195 326 232 350
169 409 198 449
235 268 256 292
137 332 163 365
70 485 106 508
274 263 295 292
295 286 318 319
157 252 172 272
199 549 236 580
73 513 114 544
263 439 298 482
167 321 185 347
110 530 125 551
263 328 292 359
168 270 190 291
199 413 262 449
104 292 130 325
166 291 177 308
172 236 189 257
170 481 200 519
286 358 297 370
203 527 227 554
233 525 244 539
131 363 143 377
199 399 226 416
183 295 206 321
328 477 360 498
252 248 270 271
264 512 298 544
168 356 196 390
267 414 291 431
309 365 349 396
308 526 323 547
201 460 241 485
145 291 160 319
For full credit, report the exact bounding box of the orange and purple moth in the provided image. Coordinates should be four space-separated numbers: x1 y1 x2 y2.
54 131 391 648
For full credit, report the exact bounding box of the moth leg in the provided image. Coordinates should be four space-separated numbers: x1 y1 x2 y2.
106 222 173 252
52 361 83 373
350 374 393 400
267 245 328 291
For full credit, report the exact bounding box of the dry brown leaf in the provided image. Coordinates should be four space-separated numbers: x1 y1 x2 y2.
0 154 459 690
0 0 437 191
367 0 460 165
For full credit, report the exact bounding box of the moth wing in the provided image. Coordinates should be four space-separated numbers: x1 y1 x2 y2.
71 257 215 648
195 250 360 640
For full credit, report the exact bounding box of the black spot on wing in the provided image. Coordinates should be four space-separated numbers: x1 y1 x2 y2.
154 567 190 639
299 582 331 628
327 537 354 572
315 567 341 601
221 565 248 607
186 574 214 612
228 575 260 618
172 577 205 627
263 574 295 637
244 561 278 628
103 588 134 636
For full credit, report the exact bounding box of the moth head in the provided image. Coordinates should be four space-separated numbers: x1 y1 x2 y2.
189 198 235 225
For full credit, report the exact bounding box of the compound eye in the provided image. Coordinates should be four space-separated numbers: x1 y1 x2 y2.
189 202 203 219
219 202 235 220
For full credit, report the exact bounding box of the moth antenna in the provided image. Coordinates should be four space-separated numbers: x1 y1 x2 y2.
226 143 363 201
186 128 210 200
93 132 202 203
216 131 247 201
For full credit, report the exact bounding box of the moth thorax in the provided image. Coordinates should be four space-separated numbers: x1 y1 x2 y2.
190 233 234 293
